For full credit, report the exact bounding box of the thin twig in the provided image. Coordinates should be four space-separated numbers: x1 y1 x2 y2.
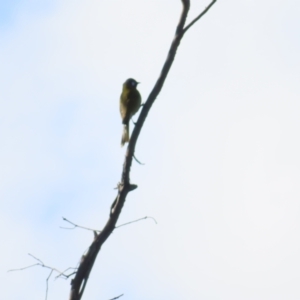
60 217 101 233
45 269 53 300
183 0 217 34
116 216 157 229
109 294 124 300
55 267 78 280
28 253 44 264
133 154 145 165
8 254 62 275
8 263 40 272
8 253 76 281
55 268 77 280
8 254 76 300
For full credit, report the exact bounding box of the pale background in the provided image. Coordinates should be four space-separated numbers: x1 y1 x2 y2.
1 0 300 299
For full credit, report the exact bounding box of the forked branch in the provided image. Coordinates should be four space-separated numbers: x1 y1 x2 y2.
69 1 217 299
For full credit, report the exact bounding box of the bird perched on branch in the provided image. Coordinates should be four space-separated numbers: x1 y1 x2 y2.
119 78 141 146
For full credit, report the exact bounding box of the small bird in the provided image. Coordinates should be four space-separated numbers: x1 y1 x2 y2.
119 78 141 146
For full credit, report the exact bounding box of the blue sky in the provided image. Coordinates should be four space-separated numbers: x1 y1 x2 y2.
1 0 300 299
0 0 56 29
0 0 22 27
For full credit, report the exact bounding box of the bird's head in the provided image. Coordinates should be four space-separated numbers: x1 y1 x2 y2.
124 78 139 89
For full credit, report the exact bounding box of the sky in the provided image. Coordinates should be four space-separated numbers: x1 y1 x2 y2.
1 0 300 299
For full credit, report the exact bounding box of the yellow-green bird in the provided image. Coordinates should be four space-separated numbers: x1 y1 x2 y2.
119 78 141 146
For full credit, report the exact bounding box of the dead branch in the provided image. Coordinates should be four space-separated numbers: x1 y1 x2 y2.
60 215 156 233
8 254 76 300
8 253 63 275
183 0 217 34
60 217 101 233
116 216 157 229
108 294 124 300
46 269 53 300
133 154 145 165
69 1 217 299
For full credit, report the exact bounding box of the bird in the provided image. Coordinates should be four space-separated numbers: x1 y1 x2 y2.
119 78 141 146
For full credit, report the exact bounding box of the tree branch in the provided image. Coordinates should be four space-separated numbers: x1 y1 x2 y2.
108 294 124 300
68 1 217 299
8 254 75 300
183 0 217 34
60 217 101 233
116 216 157 229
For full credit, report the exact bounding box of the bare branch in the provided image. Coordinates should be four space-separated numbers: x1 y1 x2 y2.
57 271 77 280
45 270 53 300
183 0 217 34
8 254 76 300
8 254 62 275
55 267 78 280
116 216 157 229
8 253 76 281
68 1 217 299
60 217 101 233
176 0 190 35
8 263 40 273
133 154 145 165
109 294 124 300
28 253 44 264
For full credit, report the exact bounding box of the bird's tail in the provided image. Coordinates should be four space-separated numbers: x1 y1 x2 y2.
121 123 129 146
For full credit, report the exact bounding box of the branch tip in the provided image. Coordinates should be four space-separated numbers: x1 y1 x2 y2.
183 0 217 33
133 154 145 165
109 294 124 300
129 184 138 191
